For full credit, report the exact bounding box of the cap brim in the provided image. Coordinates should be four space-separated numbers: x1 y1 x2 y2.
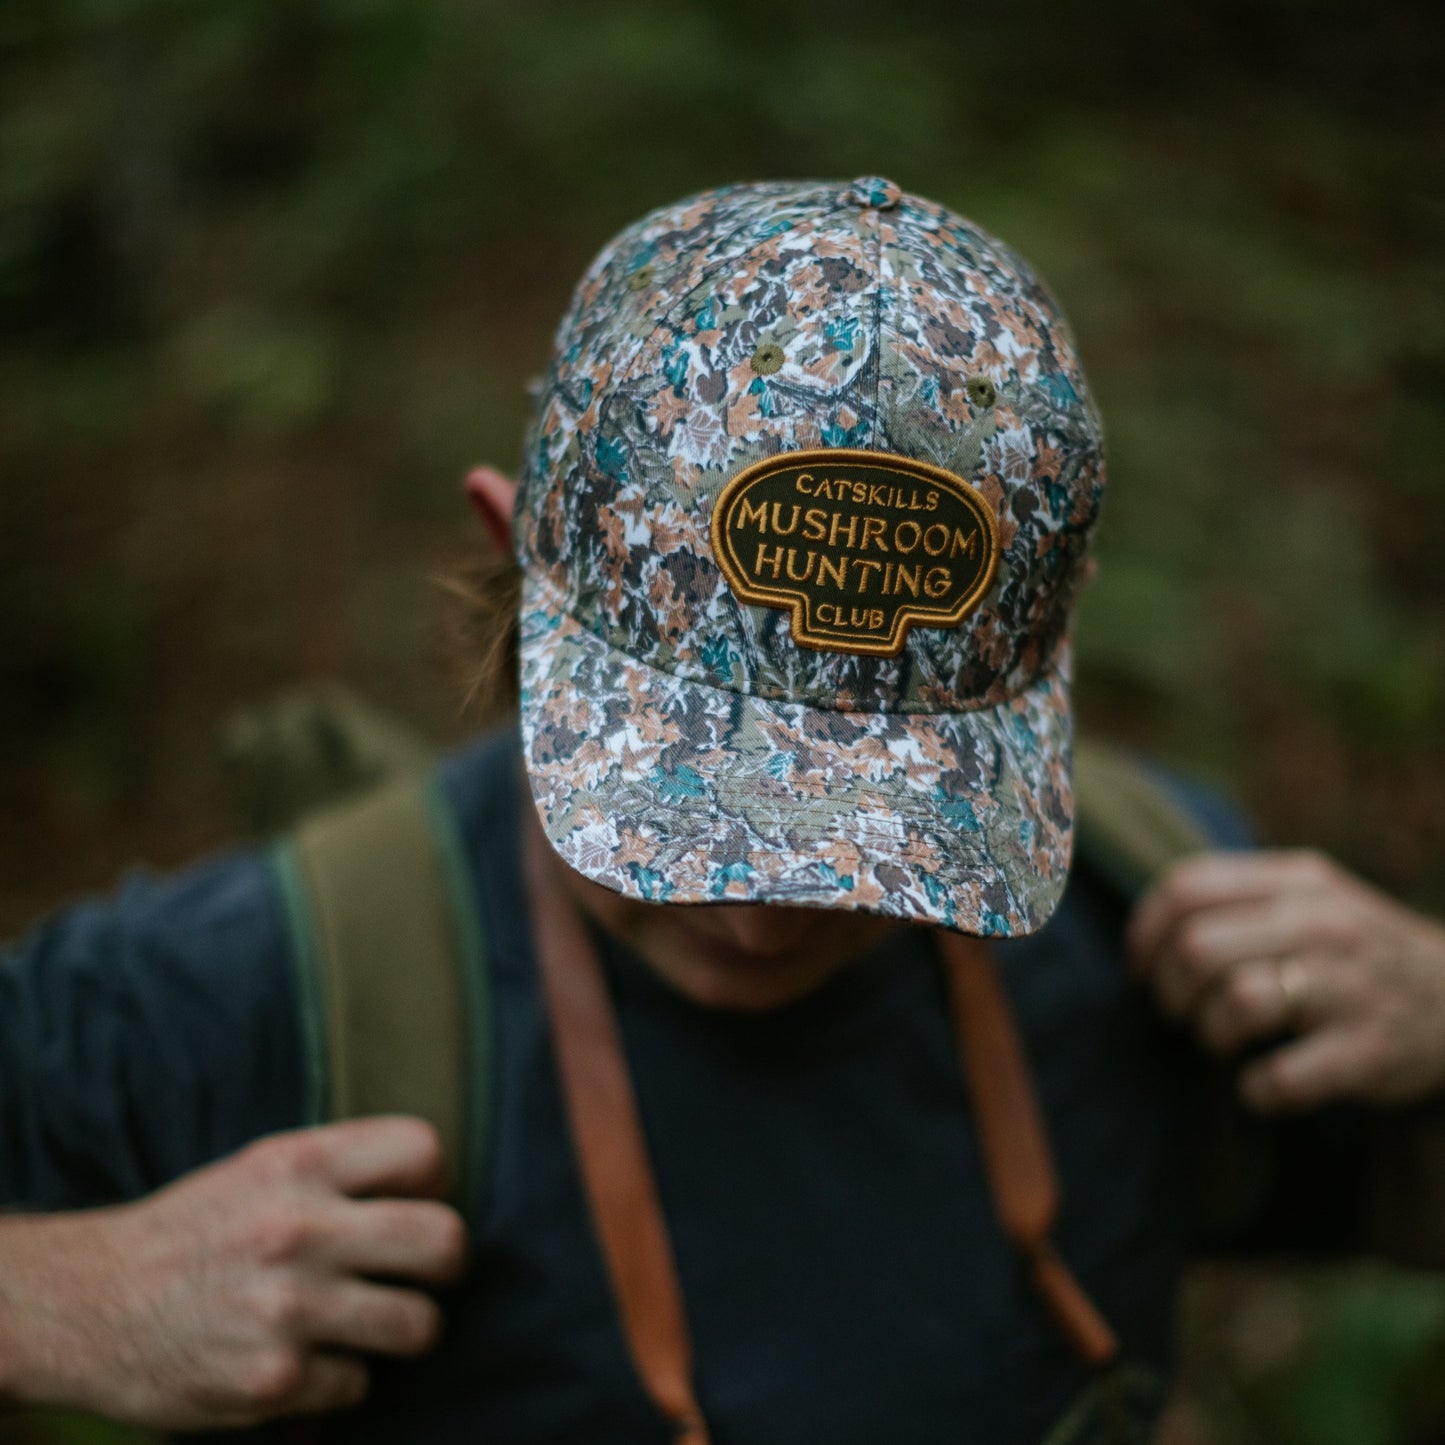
518 572 1073 936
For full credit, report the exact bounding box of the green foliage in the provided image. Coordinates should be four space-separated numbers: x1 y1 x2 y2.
0 0 1438 877
1229 1268 1445 1445
172 305 339 437
8 1414 160 1445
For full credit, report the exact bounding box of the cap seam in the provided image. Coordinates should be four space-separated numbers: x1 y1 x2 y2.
621 190 868 388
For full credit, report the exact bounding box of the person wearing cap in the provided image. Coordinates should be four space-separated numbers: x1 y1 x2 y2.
2 178 1444 1444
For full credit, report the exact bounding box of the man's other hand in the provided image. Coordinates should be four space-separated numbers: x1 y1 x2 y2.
0 1116 468 1429
1127 851 1445 1112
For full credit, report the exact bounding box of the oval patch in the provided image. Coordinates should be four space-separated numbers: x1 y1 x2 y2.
709 448 1001 656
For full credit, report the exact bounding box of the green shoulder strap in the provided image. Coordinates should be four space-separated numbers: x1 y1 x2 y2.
1072 738 1214 902
1074 740 1271 1241
270 771 490 1214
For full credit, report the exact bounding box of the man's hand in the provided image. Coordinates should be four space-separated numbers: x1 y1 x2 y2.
1127 851 1445 1112
0 1116 468 1429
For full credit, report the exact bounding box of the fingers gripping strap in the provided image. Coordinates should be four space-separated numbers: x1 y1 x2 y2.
938 932 1120 1370
524 825 712 1445
276 774 488 1211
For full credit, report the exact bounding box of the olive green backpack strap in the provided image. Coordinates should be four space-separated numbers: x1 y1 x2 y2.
1072 738 1214 901
269 771 490 1214
1075 738 1276 1241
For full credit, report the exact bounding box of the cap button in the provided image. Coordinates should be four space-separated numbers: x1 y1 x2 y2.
843 176 901 211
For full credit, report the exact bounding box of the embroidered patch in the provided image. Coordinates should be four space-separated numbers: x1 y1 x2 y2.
710 448 1001 655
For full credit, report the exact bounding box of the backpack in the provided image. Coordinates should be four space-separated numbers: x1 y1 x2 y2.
260 722 1239 1445
265 731 1215 1215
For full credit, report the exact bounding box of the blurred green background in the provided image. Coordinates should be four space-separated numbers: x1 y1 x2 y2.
1 1 1443 1441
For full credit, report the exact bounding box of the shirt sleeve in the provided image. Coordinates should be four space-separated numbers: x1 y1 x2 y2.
0 848 308 1210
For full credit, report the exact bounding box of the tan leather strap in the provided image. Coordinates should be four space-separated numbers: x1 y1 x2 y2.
527 819 1119 1433
937 930 1120 1369
524 825 712 1445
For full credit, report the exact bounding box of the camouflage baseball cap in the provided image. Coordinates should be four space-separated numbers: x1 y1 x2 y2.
516 177 1104 935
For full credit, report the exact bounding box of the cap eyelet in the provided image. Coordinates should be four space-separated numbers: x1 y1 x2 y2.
626 264 655 293
750 342 785 375
965 375 997 409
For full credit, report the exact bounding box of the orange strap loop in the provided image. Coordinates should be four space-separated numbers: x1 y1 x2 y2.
525 827 711 1445
938 931 1120 1369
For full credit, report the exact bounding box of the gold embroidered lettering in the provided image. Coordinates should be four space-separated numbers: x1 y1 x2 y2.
736 498 769 531
853 559 882 593
754 543 785 579
827 512 859 550
771 503 801 536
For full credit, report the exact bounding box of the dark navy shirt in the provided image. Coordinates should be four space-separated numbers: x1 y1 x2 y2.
0 731 1253 1443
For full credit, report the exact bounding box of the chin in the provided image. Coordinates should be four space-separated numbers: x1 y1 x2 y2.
664 952 843 1013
